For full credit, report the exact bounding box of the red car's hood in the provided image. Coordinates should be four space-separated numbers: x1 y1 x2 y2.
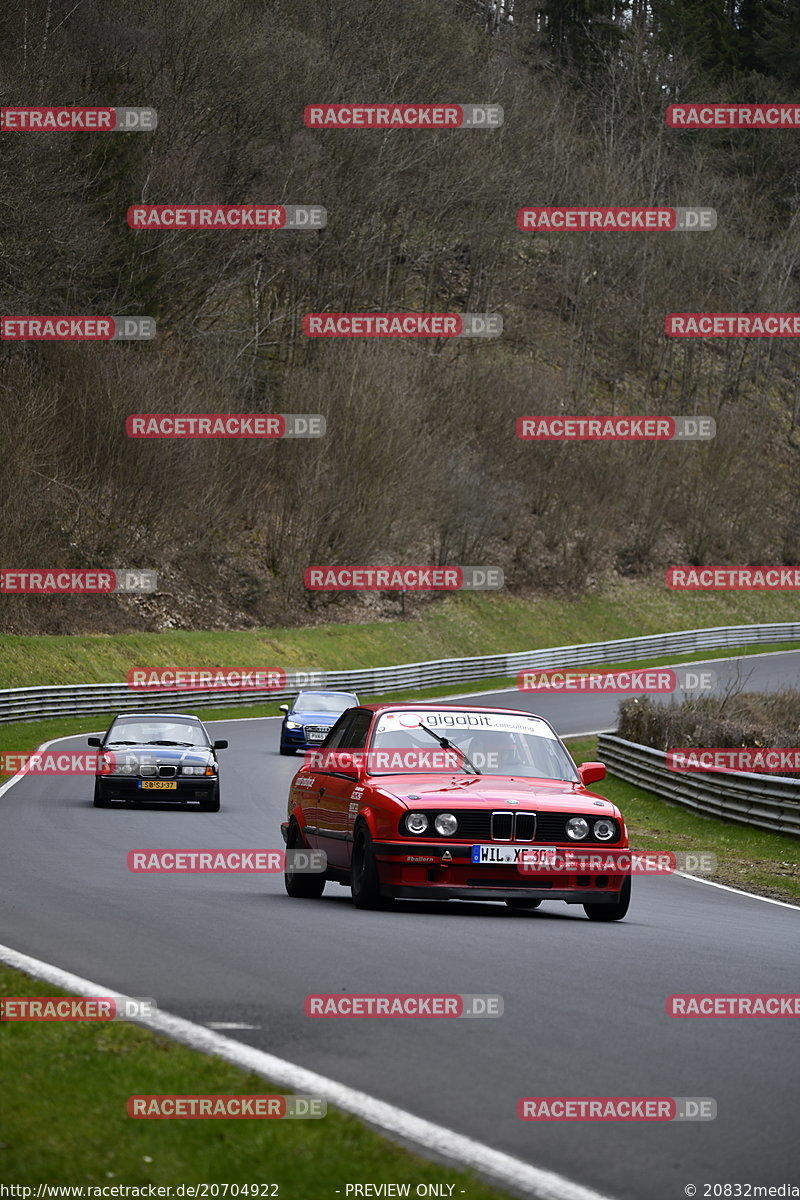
373 773 619 815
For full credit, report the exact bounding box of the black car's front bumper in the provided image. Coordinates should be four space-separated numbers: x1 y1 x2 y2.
96 777 217 804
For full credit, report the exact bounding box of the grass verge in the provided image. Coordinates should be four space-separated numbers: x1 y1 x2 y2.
1 580 799 689
564 736 800 905
0 962 514 1198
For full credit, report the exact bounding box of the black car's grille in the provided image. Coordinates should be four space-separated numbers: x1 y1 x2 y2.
417 810 619 844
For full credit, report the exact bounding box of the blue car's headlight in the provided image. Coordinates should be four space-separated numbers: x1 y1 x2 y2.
285 721 302 730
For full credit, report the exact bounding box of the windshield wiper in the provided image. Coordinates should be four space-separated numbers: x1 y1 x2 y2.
106 740 138 746
144 740 196 747
417 722 482 775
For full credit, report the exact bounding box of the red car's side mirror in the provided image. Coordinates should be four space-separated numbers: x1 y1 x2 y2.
578 761 606 786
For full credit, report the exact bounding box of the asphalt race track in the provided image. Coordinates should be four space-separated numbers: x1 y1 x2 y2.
2 651 799 1200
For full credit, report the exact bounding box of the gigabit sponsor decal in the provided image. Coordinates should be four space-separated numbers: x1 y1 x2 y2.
127 1095 326 1119
667 566 800 590
517 207 716 232
517 416 715 441
517 668 715 693
518 1097 716 1121
127 668 286 690
1 570 157 593
1 997 154 1020
666 313 800 337
1 107 157 131
517 849 719 876
667 748 800 774
304 566 504 590
667 994 800 1017
302 313 501 337
127 849 326 873
126 205 325 230
304 103 503 129
126 413 326 438
304 994 503 1017
667 103 800 129
1 316 155 340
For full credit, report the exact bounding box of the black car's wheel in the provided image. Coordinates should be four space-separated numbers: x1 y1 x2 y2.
92 779 111 808
350 823 393 910
505 899 542 909
279 743 295 755
583 876 631 922
284 823 326 898
202 783 221 813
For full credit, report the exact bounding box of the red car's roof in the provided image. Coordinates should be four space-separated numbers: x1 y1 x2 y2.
358 702 544 718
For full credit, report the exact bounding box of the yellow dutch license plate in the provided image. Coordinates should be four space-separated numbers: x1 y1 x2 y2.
139 781 177 790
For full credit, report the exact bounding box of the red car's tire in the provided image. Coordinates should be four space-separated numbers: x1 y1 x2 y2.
350 823 393 910
583 876 631 922
284 823 326 899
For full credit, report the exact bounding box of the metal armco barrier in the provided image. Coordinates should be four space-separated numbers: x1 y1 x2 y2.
597 733 800 838
1 621 799 726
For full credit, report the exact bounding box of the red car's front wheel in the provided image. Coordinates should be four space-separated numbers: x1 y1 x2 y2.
583 875 631 922
350 824 393 910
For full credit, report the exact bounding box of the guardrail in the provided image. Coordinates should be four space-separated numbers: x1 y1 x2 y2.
597 733 800 838
1 621 799 726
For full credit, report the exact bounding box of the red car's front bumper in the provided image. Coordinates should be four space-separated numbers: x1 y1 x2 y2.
372 840 627 903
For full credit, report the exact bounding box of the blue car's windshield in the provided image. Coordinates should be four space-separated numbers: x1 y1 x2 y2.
293 693 356 714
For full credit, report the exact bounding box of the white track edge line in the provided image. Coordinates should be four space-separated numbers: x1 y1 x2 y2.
0 942 615 1200
673 872 799 909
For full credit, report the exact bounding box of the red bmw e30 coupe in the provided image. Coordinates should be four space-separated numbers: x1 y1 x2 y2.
281 703 630 921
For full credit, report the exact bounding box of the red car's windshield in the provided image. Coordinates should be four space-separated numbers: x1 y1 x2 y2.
369 710 579 781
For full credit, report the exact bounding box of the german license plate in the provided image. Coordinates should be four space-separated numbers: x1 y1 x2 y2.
307 731 326 741
139 780 177 790
471 844 556 865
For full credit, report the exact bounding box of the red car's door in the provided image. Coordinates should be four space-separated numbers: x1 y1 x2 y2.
312 709 372 868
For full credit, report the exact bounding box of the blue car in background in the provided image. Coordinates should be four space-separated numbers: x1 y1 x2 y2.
278 690 359 754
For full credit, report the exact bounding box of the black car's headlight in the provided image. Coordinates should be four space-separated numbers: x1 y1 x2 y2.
181 764 216 776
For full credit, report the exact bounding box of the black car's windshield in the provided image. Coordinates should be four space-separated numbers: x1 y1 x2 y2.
106 719 210 748
370 709 579 780
293 693 357 714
